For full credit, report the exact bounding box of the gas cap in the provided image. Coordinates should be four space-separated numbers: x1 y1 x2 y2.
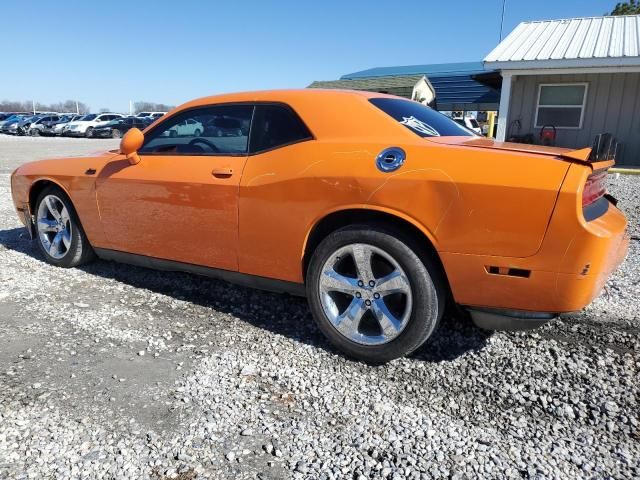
376 147 406 172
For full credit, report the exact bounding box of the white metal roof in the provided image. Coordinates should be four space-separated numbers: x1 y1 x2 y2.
484 15 640 70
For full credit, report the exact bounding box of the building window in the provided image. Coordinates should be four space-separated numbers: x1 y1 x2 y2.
535 83 588 129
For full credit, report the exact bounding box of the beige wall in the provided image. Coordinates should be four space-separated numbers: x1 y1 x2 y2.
507 72 640 166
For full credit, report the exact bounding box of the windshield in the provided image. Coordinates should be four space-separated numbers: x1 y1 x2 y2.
370 98 473 138
80 114 97 121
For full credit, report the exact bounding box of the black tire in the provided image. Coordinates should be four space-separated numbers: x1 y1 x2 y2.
31 129 40 137
34 186 95 268
111 128 122 139
85 127 93 138
306 225 445 363
194 128 202 137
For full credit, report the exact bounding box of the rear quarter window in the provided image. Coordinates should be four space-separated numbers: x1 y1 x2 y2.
370 98 474 138
249 104 312 153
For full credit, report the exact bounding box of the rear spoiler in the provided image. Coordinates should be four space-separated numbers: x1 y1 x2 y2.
560 133 618 170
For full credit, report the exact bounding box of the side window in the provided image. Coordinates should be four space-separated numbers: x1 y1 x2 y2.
250 104 312 154
139 104 254 155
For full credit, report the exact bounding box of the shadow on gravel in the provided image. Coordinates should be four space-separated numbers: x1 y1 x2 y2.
0 227 492 363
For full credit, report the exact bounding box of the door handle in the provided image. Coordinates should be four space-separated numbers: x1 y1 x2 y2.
212 167 233 178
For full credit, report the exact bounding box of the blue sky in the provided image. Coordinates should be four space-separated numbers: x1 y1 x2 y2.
0 0 617 112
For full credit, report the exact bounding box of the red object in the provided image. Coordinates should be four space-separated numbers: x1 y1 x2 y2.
540 125 557 145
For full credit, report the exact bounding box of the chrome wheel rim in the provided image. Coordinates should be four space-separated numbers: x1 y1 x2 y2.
36 194 72 259
319 243 413 346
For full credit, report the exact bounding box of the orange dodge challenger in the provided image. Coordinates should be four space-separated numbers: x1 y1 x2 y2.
11 90 628 362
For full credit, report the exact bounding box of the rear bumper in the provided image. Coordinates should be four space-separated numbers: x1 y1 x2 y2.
442 163 629 316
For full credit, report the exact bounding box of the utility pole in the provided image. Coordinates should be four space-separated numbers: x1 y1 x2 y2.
129 100 133 115
32 100 36 114
76 101 79 115
499 0 507 41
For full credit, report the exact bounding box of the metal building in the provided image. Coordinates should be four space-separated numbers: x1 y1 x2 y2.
309 62 501 112
485 15 640 166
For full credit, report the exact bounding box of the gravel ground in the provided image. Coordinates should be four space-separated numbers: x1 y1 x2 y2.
0 135 638 479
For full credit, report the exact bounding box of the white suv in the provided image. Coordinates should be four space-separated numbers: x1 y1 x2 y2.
64 113 124 137
137 112 167 123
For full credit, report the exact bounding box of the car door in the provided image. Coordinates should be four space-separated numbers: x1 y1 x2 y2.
94 104 254 271
238 103 315 279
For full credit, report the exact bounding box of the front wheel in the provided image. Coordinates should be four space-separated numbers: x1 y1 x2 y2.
306 226 444 363
34 186 95 267
85 127 93 138
111 128 122 139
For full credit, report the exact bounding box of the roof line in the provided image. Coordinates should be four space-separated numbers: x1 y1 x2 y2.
518 14 640 24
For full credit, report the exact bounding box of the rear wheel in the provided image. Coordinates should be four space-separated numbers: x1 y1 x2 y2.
111 128 122 139
34 186 95 268
306 225 444 363
85 127 93 138
31 128 40 137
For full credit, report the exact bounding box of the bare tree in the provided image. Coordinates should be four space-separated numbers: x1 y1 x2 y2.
0 99 90 114
134 101 174 113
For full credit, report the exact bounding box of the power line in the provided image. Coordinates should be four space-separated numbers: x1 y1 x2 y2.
499 0 507 41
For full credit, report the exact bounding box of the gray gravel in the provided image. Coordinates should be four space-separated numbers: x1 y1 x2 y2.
0 135 638 479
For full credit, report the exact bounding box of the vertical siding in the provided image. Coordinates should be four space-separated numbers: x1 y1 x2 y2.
507 73 640 166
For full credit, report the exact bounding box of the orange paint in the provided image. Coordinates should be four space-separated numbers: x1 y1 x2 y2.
11 90 628 315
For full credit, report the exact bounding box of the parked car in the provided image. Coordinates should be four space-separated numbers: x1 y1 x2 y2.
10 90 628 363
453 117 482 135
91 117 148 138
165 118 203 137
7 115 42 135
29 115 62 136
64 113 124 137
0 114 27 131
137 111 166 121
52 115 84 135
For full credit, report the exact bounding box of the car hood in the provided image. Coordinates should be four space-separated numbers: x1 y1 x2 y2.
427 136 573 157
14 150 121 175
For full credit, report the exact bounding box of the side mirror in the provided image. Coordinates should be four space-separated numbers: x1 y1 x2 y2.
120 128 144 165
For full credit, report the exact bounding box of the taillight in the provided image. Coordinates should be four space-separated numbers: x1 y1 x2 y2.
582 170 607 207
